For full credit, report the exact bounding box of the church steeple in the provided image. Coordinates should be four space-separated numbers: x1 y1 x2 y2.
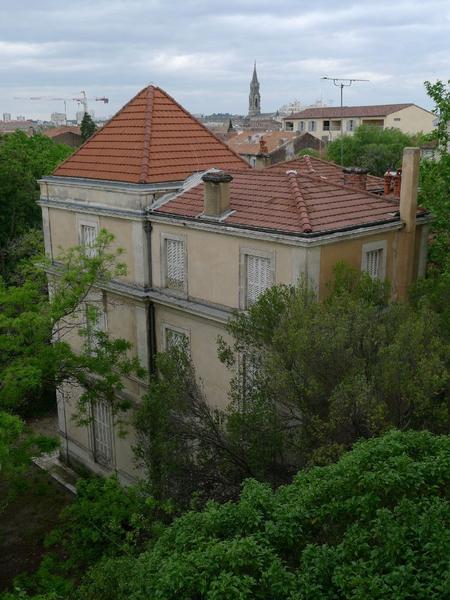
248 61 261 118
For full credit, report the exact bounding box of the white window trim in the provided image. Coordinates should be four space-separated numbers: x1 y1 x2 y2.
361 240 387 280
85 292 107 353
160 232 188 296
239 247 275 309
161 322 191 353
77 215 99 257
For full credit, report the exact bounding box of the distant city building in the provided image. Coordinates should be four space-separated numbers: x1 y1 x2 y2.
2 112 11 122
16 115 26 121
51 112 67 126
282 104 436 140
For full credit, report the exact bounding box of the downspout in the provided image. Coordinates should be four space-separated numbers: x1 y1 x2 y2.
144 220 157 374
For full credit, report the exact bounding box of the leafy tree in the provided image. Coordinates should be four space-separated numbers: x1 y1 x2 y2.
80 113 97 143
0 132 72 256
77 430 450 600
0 230 144 484
135 265 450 506
326 125 424 176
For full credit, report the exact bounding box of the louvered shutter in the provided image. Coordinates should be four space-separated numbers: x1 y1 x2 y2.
165 239 185 291
365 249 382 279
92 401 112 464
246 255 272 307
80 224 97 258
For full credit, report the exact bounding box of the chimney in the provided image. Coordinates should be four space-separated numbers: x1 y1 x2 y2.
201 171 233 217
342 166 368 190
254 139 271 169
394 147 420 301
399 148 419 233
383 169 402 197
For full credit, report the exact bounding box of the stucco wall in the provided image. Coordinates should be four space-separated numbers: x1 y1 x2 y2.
385 105 435 135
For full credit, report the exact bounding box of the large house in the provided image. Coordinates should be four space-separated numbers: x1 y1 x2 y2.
283 104 435 140
39 85 429 483
227 131 321 166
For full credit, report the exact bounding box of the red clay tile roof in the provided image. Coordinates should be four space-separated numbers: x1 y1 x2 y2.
153 169 420 235
266 155 384 193
282 104 416 120
44 126 81 137
227 131 300 155
53 86 249 183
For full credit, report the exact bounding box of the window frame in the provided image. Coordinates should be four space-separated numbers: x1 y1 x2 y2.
161 232 188 296
308 120 316 132
361 240 387 280
77 215 99 258
85 294 107 354
323 120 330 131
161 322 191 353
239 247 275 309
91 400 114 467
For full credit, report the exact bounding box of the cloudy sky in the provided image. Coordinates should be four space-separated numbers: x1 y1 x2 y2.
1 0 449 120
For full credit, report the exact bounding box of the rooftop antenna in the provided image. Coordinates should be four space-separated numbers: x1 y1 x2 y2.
320 76 369 166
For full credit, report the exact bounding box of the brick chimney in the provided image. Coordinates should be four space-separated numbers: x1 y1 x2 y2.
342 166 368 190
384 169 402 197
394 147 420 300
201 171 233 217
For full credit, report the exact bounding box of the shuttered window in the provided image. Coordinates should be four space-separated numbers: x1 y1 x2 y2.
365 249 383 279
165 238 186 292
80 224 97 257
165 327 189 352
85 303 106 353
92 401 112 465
245 254 272 307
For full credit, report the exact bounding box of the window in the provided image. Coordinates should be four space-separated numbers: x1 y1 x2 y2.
299 121 305 132
92 401 113 466
394 117 401 122
163 235 186 293
361 240 387 280
308 120 316 132
241 249 274 308
79 223 98 258
164 326 189 352
323 120 330 131
346 119 354 132
285 121 294 131
85 300 106 353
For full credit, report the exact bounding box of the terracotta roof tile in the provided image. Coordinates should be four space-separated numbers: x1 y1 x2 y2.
227 130 300 155
53 86 249 183
266 155 384 193
153 169 424 235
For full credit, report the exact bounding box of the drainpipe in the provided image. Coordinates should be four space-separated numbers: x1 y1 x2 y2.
144 220 157 374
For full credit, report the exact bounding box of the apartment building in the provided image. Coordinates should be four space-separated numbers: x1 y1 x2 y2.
283 104 435 141
38 85 429 482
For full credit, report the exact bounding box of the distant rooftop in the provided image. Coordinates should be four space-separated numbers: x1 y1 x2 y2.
283 104 419 120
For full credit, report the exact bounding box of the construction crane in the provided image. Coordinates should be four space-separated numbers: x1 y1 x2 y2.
14 92 109 123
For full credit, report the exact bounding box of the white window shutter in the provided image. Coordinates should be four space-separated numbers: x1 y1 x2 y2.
165 327 189 352
166 239 185 291
92 401 112 464
80 224 97 258
246 255 272 306
366 249 382 279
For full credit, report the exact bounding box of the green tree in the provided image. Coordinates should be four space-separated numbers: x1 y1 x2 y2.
326 125 423 176
0 132 72 258
0 231 144 483
80 113 97 143
77 430 450 600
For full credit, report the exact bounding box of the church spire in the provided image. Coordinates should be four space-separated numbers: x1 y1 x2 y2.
248 61 261 118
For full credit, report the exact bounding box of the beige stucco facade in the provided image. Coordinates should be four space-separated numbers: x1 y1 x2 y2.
39 162 428 482
283 105 435 141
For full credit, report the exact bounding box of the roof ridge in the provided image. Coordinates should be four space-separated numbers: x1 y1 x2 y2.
139 86 154 183
285 170 312 233
51 85 152 176
153 86 249 167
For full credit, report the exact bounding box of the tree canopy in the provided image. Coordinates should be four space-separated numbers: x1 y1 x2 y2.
326 125 425 176
80 113 97 142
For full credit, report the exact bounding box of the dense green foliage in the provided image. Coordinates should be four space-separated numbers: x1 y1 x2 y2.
80 114 97 142
74 430 450 599
326 125 424 176
0 132 72 260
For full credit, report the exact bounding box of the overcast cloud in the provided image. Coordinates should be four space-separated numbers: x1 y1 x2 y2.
1 0 449 120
